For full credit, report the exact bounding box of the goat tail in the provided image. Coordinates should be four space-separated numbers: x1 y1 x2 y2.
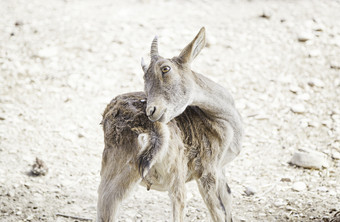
136 122 169 178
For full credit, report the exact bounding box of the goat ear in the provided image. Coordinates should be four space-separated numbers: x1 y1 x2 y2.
178 27 206 64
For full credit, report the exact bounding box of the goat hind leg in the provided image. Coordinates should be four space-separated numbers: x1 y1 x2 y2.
216 174 233 222
97 166 139 222
196 171 232 222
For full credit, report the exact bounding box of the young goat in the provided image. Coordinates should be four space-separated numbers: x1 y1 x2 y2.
97 27 243 222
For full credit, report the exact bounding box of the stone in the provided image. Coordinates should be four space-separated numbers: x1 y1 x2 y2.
289 150 328 169
332 150 340 160
289 85 301 93
280 177 292 182
26 215 34 221
317 186 328 192
259 10 271 19
245 186 256 196
292 182 306 191
31 158 48 176
297 32 314 42
308 78 325 88
330 61 340 70
290 104 305 114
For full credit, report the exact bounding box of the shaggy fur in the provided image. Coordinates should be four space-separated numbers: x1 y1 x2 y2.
97 27 243 222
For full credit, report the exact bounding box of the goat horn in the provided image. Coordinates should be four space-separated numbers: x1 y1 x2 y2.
150 35 159 60
141 57 147 73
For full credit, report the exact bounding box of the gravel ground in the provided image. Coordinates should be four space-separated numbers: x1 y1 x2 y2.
0 0 340 221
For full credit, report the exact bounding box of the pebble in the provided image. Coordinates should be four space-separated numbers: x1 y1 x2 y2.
26 215 34 221
330 61 340 70
316 186 328 192
274 199 286 207
289 150 328 169
297 32 314 42
245 186 256 196
286 206 295 211
308 78 325 88
136 213 142 218
332 150 340 160
259 10 271 19
292 182 306 191
289 85 301 93
290 104 305 114
280 177 292 182
308 121 320 128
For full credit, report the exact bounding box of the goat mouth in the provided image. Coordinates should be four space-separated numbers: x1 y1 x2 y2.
148 109 166 122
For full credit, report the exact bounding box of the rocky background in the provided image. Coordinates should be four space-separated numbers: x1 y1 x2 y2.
0 0 340 221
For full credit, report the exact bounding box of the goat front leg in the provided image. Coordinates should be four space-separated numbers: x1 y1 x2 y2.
97 165 139 222
196 170 232 222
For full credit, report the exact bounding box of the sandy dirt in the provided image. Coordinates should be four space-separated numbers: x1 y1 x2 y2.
1 0 340 221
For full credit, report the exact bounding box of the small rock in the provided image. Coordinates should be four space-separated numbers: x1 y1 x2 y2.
244 186 256 196
280 177 292 182
290 104 305 114
316 186 328 192
308 121 320 128
308 49 320 57
259 10 271 19
274 199 286 207
7 190 15 197
15 21 24 27
292 182 306 191
297 32 314 42
330 61 340 70
289 85 300 93
332 150 340 160
286 206 295 211
26 215 34 221
31 157 48 176
239 217 247 222
308 78 325 88
289 150 328 169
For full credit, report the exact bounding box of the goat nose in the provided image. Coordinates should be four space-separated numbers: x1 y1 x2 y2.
147 106 156 117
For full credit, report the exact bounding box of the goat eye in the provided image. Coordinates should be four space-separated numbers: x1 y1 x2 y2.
161 66 171 74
